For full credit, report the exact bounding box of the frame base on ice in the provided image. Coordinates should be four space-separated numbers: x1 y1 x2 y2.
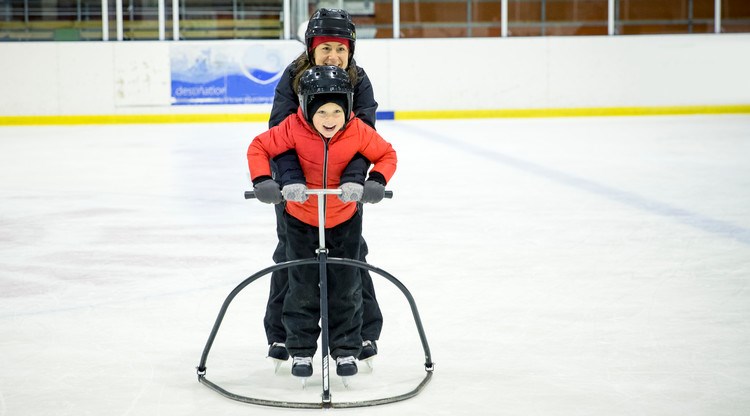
196 189 433 408
196 259 434 408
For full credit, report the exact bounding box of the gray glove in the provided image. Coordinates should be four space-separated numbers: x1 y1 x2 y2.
253 179 282 204
282 183 308 202
361 180 386 204
338 182 363 202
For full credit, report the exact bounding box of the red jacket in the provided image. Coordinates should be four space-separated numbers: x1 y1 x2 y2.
247 108 397 228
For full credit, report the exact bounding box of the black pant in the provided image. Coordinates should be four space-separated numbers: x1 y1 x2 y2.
263 202 383 345
282 211 363 359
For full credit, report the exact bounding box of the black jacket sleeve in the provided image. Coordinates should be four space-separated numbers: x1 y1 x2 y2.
272 151 306 186
338 66 378 184
268 63 299 129
352 66 378 130
339 153 371 185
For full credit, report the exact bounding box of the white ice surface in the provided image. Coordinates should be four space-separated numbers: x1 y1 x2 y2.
1 115 749 415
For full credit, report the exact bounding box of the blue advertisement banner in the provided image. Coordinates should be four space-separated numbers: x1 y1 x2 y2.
170 42 303 106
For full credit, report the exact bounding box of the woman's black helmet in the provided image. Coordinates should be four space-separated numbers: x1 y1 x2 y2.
305 8 356 61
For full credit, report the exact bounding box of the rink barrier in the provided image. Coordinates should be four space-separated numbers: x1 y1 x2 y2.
1 104 749 126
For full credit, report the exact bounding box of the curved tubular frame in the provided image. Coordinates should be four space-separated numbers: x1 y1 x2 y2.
196 258 434 409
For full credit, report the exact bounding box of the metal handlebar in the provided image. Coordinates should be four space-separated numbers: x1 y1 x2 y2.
244 189 393 200
246 187 392 251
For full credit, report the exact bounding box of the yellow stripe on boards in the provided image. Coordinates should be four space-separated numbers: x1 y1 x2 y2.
395 105 750 120
0 113 270 126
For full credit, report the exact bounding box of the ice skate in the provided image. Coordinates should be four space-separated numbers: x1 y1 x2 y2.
267 342 289 373
358 340 377 369
291 356 313 387
335 356 357 387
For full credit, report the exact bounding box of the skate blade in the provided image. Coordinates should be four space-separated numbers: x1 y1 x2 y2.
268 358 285 374
341 376 352 388
362 357 375 370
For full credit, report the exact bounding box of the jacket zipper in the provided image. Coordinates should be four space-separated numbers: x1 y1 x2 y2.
321 135 329 191
320 133 329 227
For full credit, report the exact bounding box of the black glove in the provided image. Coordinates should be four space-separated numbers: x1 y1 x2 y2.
361 180 386 204
254 179 282 204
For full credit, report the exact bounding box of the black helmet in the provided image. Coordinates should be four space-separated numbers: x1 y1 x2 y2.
298 65 354 124
305 8 356 62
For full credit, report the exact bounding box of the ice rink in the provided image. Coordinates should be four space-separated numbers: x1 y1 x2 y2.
1 114 749 415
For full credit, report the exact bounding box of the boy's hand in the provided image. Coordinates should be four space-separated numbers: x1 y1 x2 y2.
339 182 363 202
361 180 385 204
254 179 282 204
282 183 308 202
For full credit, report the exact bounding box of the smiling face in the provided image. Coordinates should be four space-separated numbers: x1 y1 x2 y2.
313 41 350 69
311 102 346 138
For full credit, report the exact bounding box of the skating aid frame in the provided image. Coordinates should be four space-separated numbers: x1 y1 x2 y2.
196 189 433 408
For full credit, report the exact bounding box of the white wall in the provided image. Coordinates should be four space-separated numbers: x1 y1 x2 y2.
1 34 749 117
355 34 750 111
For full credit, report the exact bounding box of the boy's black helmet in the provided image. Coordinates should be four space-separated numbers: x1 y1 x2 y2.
298 65 354 124
305 8 356 61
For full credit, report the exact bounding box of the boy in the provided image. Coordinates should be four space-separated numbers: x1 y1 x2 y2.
247 65 397 378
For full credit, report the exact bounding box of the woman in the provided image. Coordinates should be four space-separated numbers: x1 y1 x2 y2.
262 8 383 366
